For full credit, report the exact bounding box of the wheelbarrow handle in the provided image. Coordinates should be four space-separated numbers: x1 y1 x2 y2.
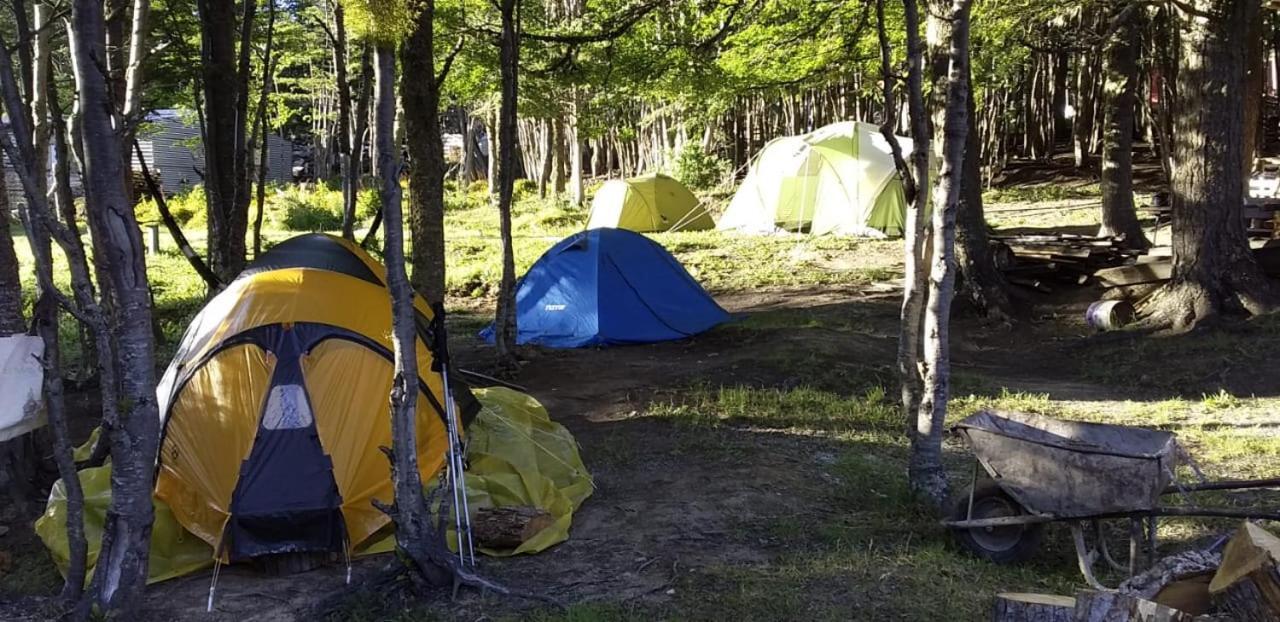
1162 476 1280 495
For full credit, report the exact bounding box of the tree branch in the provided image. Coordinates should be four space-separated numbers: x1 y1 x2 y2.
435 35 465 88
132 139 224 290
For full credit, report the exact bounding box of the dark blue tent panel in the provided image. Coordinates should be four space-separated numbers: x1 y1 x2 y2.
480 229 730 348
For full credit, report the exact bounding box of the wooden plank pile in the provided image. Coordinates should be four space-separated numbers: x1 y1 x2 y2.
993 233 1143 292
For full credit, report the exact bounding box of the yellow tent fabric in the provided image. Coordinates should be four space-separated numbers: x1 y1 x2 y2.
718 121 912 237
152 233 465 562
587 173 713 232
37 388 592 583
36 466 214 585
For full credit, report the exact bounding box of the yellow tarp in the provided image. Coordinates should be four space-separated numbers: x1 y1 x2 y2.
35 466 214 585
364 387 593 556
36 388 591 583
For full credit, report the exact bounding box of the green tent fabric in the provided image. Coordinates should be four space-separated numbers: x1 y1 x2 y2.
718 121 913 237
37 388 592 583
587 173 713 232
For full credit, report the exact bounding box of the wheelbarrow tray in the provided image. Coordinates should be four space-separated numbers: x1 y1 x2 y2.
954 410 1178 519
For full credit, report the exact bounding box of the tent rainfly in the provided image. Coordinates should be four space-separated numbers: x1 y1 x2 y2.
718 121 913 237
586 173 714 232
154 233 479 563
480 228 730 348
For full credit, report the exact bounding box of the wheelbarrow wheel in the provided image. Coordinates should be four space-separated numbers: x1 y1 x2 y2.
950 482 1043 564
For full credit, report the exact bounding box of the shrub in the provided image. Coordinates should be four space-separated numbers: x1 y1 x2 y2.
356 188 381 221
283 201 343 231
134 185 205 228
672 144 731 191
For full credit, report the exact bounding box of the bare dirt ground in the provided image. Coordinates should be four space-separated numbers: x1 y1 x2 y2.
117 281 1248 622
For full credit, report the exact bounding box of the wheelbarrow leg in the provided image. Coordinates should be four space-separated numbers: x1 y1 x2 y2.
1070 522 1113 591
1129 517 1142 577
1146 514 1159 568
1095 520 1127 573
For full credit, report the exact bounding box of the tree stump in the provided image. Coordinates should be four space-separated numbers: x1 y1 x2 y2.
472 506 554 549
1209 522 1280 621
1074 590 1196 622
992 593 1075 621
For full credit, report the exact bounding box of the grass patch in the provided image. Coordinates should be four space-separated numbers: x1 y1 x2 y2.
983 182 1101 204
646 384 898 436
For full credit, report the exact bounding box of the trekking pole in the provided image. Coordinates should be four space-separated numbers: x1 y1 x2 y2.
441 363 476 566
431 303 476 566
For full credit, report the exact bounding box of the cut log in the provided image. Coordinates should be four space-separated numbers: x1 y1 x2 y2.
992 593 1076 621
1073 590 1196 622
472 506 554 549
1209 521 1280 621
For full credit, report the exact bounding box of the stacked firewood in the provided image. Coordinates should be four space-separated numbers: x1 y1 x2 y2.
993 234 1142 292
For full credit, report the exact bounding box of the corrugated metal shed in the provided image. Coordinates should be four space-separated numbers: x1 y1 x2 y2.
134 109 296 195
1 128 83 209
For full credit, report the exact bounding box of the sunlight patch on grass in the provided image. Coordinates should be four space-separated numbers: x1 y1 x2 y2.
645 383 898 437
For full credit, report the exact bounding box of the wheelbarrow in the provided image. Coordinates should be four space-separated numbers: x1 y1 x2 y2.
943 410 1280 589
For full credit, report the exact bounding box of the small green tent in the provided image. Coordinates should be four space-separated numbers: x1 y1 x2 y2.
586 173 713 232
718 121 913 237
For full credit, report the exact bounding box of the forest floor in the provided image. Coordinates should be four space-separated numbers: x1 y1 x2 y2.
3 153 1280 621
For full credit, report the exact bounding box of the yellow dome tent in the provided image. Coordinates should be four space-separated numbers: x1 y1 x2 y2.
586 173 713 232
718 121 913 237
152 233 478 563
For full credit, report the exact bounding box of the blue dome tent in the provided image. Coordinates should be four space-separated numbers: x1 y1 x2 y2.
480 229 730 348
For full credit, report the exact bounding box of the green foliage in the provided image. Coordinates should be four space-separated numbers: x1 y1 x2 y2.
671 144 731 191
276 184 345 231
134 186 207 229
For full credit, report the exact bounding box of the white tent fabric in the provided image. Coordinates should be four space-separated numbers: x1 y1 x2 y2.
718 121 914 237
0 335 46 443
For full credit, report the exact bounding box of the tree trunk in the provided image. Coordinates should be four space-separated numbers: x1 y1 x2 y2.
494 0 521 369
990 593 1075 621
403 0 448 304
71 0 161 611
488 109 499 195
928 0 1012 321
1073 591 1196 622
1074 14 1099 170
882 0 930 426
198 0 249 281
1098 5 1150 250
353 44 374 189
19 208 89 602
1243 6 1265 186
911 0 972 509
1143 0 1279 329
334 5 357 240
956 70 1015 320
252 0 276 258
569 95 585 207
373 41 452 587
0 161 22 334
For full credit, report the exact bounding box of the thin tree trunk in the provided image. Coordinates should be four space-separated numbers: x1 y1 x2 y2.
18 200 88 602
404 0 448 304
335 4 356 240
1075 48 1097 169
0 156 21 334
927 0 1012 321
70 0 161 611
373 41 451 585
253 0 276 258
1098 5 1150 249
911 0 972 509
198 0 247 281
353 44 374 185
1144 0 1278 329
494 0 521 368
882 0 930 429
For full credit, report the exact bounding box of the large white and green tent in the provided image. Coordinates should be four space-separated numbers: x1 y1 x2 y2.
718 121 914 237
